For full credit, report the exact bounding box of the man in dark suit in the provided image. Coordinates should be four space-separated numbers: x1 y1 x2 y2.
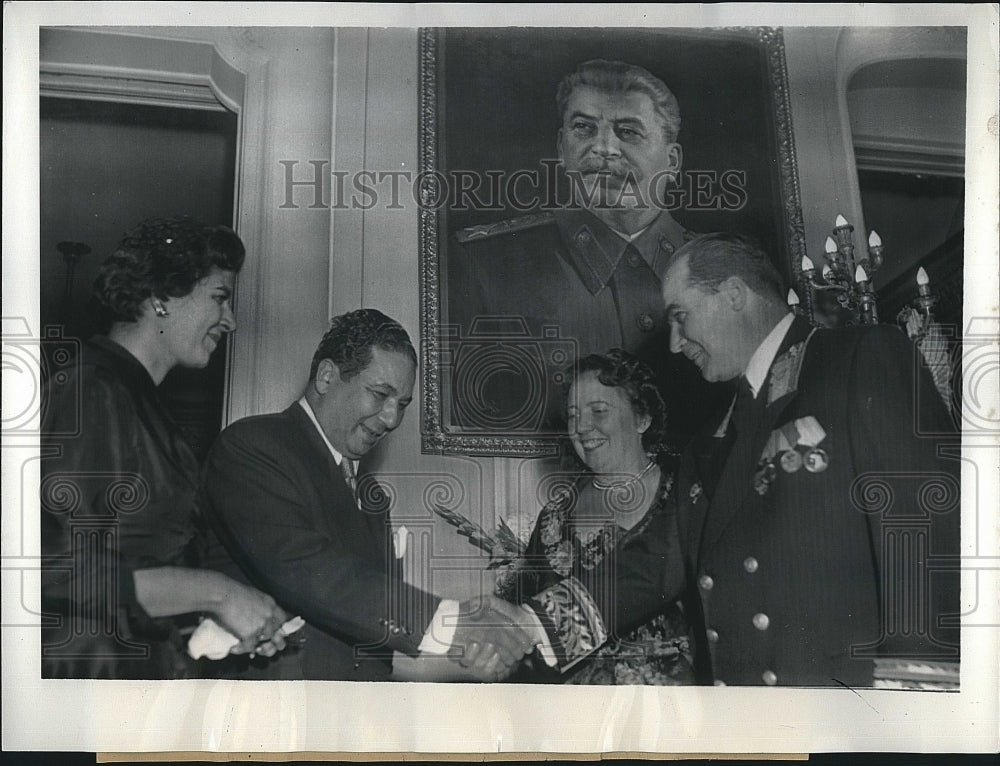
660 233 960 686
447 59 727 446
201 309 537 680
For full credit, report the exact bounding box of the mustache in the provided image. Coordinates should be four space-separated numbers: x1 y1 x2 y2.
568 165 652 193
576 159 635 178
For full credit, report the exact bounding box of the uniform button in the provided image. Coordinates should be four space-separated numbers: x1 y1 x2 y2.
752 612 770 631
698 575 714 591
575 230 592 244
706 628 719 643
659 239 675 254
354 662 361 670
390 626 401 635
627 250 642 267
636 313 655 332
743 556 759 573
713 679 726 687
762 670 778 686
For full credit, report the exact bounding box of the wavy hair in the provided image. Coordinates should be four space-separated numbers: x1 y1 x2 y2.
569 348 667 455
309 308 418 381
91 217 245 329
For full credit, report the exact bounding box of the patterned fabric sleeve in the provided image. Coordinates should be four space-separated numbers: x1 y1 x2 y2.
527 576 609 671
512 474 686 675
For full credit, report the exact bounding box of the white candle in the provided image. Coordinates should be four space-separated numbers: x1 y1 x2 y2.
916 266 931 296
855 265 869 284
868 230 882 247
787 288 800 306
836 214 849 228
824 236 837 254
801 255 815 271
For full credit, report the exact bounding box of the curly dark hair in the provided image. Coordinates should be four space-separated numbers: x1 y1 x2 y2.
309 308 418 382
90 217 246 329
569 348 667 454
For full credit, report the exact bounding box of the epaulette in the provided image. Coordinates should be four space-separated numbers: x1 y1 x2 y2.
454 212 556 243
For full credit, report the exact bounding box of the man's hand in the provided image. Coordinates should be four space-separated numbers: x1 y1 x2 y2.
449 594 541 681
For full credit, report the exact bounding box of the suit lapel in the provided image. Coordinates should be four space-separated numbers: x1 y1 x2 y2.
285 403 395 570
355 465 394 561
285 403 365 528
679 418 730 565
698 317 815 560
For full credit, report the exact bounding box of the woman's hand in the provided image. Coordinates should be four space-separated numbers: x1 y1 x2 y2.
211 578 290 655
133 567 291 656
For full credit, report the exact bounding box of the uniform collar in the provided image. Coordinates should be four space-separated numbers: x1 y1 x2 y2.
744 312 795 398
554 208 690 295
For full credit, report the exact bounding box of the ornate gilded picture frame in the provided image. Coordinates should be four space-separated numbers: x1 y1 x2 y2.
419 27 807 456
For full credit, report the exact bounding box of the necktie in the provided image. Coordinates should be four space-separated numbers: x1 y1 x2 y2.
725 376 767 480
340 458 357 499
731 376 759 438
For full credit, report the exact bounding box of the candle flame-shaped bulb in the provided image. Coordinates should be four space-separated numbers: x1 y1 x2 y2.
836 214 849 227
916 266 929 286
868 230 882 247
855 265 869 283
801 255 815 271
787 288 800 306
824 236 837 253
822 263 832 278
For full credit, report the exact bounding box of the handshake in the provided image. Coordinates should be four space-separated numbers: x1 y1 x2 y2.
447 594 545 682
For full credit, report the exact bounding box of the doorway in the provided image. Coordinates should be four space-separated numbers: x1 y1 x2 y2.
40 96 239 460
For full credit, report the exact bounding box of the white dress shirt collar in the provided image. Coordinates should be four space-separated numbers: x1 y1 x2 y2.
297 406 462 654
744 312 795 398
298 397 355 471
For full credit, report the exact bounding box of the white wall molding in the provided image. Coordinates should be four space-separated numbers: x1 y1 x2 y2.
838 27 967 180
39 26 338 423
835 27 968 91
39 28 245 111
329 28 368 318
852 136 965 177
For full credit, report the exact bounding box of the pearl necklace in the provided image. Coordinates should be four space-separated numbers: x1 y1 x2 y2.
592 459 656 491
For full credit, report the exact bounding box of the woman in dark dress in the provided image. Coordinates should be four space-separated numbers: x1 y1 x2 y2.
503 349 695 685
40 217 288 679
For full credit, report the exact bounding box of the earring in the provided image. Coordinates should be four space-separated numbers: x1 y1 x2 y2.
152 301 169 318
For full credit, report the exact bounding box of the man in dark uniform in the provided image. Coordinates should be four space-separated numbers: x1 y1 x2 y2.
661 233 960 686
447 59 727 446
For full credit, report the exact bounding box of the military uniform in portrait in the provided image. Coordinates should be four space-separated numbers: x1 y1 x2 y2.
446 207 728 447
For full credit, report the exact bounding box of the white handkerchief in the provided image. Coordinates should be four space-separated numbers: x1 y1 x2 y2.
187 615 306 660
